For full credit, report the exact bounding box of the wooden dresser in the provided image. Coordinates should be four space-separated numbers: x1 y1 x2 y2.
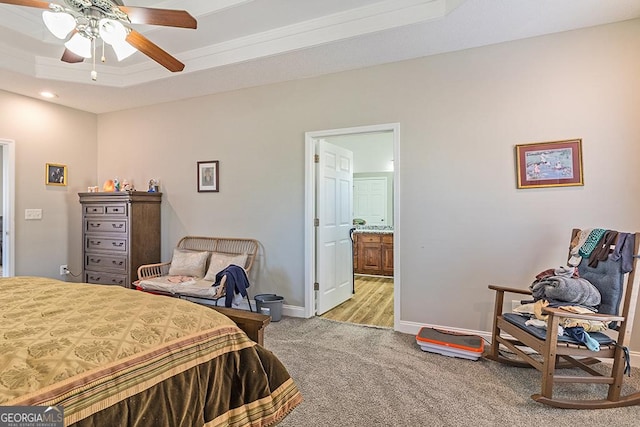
79 192 162 288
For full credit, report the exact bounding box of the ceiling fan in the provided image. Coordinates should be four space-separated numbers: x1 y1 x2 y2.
0 0 197 80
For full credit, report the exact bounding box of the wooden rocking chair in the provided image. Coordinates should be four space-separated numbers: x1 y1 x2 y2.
486 228 640 409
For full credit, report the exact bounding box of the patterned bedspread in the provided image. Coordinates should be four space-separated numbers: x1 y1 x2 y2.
0 277 301 426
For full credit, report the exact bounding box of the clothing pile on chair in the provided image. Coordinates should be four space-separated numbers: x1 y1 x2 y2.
518 228 636 351
526 266 604 350
567 228 635 273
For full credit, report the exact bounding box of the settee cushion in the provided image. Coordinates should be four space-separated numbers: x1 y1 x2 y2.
168 249 210 278
204 252 248 281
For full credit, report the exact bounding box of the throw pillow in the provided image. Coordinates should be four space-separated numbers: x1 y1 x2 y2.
203 252 248 281
168 249 210 278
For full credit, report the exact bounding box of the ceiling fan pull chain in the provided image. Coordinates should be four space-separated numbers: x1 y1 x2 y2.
101 39 106 63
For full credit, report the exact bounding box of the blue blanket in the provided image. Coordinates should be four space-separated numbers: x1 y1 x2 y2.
214 264 251 308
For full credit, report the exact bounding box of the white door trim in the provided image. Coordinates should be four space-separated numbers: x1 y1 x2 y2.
0 139 15 277
304 123 401 329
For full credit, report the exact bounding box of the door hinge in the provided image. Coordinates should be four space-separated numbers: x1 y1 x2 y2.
314 218 319 227
314 282 319 291
314 154 319 163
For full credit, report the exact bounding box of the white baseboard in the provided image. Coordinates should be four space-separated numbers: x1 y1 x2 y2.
281 304 308 318
267 310 640 365
396 319 491 341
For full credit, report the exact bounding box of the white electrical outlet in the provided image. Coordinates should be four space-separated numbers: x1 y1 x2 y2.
60 265 68 275
25 209 42 220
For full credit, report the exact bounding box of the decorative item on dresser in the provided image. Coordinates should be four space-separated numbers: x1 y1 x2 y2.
79 191 162 288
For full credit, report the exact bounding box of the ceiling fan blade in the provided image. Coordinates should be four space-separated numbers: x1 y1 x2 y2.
119 6 197 29
61 48 84 63
126 29 185 72
0 0 51 9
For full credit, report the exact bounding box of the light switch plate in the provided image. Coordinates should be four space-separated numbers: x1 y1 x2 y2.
25 209 42 220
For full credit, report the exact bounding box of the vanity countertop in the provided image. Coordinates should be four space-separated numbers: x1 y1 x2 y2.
352 225 393 234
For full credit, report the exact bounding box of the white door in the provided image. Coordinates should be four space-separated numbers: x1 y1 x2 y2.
0 140 14 277
354 177 388 225
316 139 353 315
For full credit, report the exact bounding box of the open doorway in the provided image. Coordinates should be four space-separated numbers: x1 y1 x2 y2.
320 132 394 327
0 139 15 277
304 123 400 330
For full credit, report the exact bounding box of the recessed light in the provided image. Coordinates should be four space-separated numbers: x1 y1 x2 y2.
40 91 58 99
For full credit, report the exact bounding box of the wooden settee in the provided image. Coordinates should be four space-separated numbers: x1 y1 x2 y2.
137 236 258 281
136 236 270 345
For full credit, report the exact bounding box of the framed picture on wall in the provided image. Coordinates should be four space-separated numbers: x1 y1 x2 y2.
197 160 219 192
515 139 583 189
46 163 67 186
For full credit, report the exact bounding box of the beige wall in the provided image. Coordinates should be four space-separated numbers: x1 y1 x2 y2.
3 19 640 348
97 19 640 343
0 90 97 277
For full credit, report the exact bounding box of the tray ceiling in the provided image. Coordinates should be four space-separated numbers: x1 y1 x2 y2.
0 0 638 113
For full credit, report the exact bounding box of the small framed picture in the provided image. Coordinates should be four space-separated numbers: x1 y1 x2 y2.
197 160 219 192
46 163 67 186
515 139 583 189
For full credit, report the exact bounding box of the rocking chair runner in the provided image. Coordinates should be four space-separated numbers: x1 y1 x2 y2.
486 228 640 409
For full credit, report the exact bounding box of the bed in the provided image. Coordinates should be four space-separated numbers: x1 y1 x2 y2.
0 277 301 426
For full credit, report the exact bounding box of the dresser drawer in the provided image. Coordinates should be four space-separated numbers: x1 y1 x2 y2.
85 253 127 272
85 219 128 234
85 236 127 252
106 204 127 215
85 271 127 287
83 203 127 216
84 205 105 215
359 234 382 243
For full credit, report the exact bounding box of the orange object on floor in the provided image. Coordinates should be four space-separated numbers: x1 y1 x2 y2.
416 327 484 360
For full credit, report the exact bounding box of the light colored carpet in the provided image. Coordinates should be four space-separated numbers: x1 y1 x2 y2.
265 316 640 427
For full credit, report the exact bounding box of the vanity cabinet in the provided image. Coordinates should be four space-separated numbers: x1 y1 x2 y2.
353 233 393 277
79 192 162 288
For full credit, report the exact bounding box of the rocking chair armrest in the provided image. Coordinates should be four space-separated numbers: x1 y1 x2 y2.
488 284 533 296
541 306 625 322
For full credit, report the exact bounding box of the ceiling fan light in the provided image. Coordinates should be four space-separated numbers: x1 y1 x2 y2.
42 11 76 40
64 33 92 59
111 40 137 61
98 18 127 45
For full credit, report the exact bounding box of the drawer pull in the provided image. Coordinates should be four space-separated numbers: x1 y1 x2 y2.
111 279 124 285
112 242 124 247
89 275 100 281
90 241 101 246
90 258 101 263
90 223 101 228
112 260 124 266
112 223 124 229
